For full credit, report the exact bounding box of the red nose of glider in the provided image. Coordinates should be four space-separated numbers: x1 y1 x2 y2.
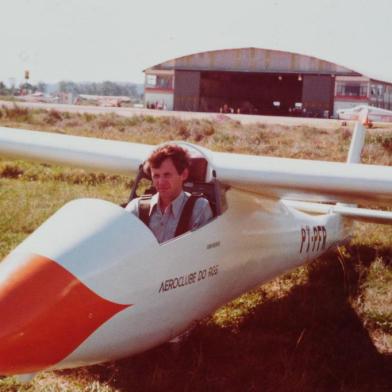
0 253 129 375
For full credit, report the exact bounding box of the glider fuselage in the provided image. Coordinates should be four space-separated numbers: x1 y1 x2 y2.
0 188 346 375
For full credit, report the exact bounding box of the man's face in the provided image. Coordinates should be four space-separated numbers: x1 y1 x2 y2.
151 158 188 203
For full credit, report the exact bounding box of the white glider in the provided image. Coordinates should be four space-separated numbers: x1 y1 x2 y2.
337 104 392 124
0 121 391 377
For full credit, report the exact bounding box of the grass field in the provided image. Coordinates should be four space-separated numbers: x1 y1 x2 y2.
0 106 391 391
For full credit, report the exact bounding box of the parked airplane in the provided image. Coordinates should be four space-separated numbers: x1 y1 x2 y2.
17 92 58 104
0 120 391 380
75 94 131 107
337 104 392 124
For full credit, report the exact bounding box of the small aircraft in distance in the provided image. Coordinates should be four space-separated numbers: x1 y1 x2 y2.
75 94 131 107
337 104 392 125
16 91 59 104
0 118 392 380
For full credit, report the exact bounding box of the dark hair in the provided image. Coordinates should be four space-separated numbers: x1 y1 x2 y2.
145 144 190 175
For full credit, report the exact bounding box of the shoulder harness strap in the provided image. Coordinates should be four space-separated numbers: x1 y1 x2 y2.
138 195 152 227
175 195 200 237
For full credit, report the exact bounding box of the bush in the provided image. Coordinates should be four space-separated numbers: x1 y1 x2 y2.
44 109 63 125
1 164 24 178
368 134 392 152
3 104 32 122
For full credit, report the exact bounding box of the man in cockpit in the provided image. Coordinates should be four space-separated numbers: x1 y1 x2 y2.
126 144 213 243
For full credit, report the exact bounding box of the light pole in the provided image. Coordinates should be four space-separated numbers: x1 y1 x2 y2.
24 70 30 95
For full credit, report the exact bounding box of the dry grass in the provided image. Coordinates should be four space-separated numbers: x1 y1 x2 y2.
0 106 391 391
1 104 392 164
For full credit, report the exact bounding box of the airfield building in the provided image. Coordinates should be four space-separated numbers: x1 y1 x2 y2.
143 48 392 118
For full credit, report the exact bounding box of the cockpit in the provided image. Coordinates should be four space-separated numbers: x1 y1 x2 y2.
123 142 227 219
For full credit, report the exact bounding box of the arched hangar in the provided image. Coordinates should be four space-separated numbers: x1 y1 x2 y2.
144 47 392 117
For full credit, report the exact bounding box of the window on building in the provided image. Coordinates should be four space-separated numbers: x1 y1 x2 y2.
336 82 368 97
370 84 384 96
145 74 173 89
359 85 368 96
146 75 157 87
345 85 360 96
336 82 344 96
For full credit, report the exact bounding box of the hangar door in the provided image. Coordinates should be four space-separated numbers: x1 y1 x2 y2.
173 70 334 116
173 70 201 111
301 75 334 117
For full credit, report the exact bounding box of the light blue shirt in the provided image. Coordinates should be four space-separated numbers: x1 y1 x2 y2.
126 191 213 243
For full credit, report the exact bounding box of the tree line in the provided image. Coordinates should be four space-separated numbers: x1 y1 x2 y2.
0 80 143 99
57 81 142 98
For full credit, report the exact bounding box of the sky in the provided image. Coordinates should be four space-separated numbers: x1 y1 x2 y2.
1 0 391 86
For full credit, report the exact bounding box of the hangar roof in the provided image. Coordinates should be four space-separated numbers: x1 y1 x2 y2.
145 47 361 76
